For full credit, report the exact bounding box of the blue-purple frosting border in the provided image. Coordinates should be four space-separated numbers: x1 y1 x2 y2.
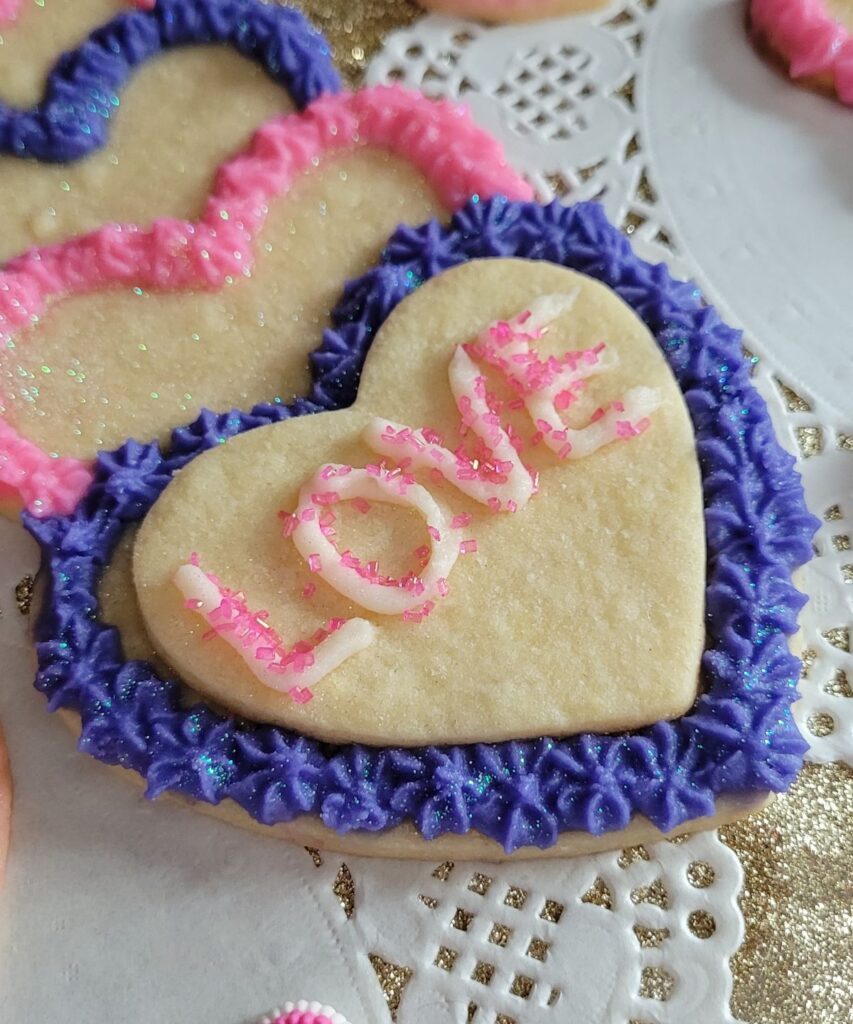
25 199 819 852
0 0 340 162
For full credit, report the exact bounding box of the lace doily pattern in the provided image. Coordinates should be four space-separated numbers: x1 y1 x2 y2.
303 830 743 1024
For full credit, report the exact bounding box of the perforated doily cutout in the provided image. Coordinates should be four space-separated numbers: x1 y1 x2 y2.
367 0 853 770
304 830 742 1024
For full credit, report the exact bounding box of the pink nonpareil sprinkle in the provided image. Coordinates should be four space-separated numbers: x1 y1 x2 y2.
351 496 371 514
301 582 316 600
459 539 478 555
308 553 322 573
451 512 472 529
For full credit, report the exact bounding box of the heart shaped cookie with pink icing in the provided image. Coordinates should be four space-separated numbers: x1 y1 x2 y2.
750 0 853 104
0 85 530 518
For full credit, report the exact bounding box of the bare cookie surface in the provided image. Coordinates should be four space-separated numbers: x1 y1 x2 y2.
1 150 440 459
0 1 297 264
418 0 608 24
134 258 705 747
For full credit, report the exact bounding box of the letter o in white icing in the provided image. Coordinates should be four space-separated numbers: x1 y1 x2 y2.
291 465 459 616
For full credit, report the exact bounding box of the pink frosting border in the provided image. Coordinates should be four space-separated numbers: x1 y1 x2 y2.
751 0 853 103
0 85 532 517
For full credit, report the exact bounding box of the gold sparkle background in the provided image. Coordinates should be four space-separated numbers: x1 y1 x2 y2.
278 5 853 1021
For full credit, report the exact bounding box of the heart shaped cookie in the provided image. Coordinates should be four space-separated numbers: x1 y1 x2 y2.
26 199 817 858
0 85 531 517
0 0 341 264
750 0 853 104
134 258 706 746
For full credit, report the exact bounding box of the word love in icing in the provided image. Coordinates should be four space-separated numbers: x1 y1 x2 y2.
174 294 661 703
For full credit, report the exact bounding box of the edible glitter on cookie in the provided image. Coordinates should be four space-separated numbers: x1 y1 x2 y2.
24 200 819 853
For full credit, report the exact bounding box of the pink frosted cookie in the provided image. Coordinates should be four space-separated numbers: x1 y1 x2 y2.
261 1002 350 1024
750 0 853 104
0 726 11 886
418 0 608 23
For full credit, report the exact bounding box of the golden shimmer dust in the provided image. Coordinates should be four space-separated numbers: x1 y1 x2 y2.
369 953 414 1020
294 0 421 84
15 574 34 616
722 764 853 1024
332 862 356 919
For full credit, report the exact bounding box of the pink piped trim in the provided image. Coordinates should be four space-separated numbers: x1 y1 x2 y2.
0 419 93 517
751 0 853 104
262 1001 351 1024
0 85 532 517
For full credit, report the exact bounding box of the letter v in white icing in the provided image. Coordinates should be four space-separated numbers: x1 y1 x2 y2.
364 292 661 504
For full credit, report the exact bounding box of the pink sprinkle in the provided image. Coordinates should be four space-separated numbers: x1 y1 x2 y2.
487 497 501 513
558 442 573 458
459 539 478 555
189 551 200 567
337 464 353 476
427 525 441 542
414 544 430 562
507 499 518 513
319 465 336 480
312 490 339 506
451 513 472 529
351 496 371 514
328 617 346 631
300 508 316 523
302 582 316 600
281 513 298 537
366 463 382 477
590 406 605 423
255 647 276 661
288 686 313 705
308 553 321 573
612 400 625 413
636 417 651 434
184 598 203 610
437 577 450 597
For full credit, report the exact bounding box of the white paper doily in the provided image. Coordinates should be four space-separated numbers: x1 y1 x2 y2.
0 2 850 1023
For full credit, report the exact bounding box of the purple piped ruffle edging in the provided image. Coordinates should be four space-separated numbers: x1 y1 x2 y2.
0 0 340 163
25 199 819 853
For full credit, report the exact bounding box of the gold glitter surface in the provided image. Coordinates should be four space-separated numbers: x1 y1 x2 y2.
368 954 413 1020
295 0 421 84
14 574 34 616
332 862 355 919
722 764 853 1024
580 876 614 909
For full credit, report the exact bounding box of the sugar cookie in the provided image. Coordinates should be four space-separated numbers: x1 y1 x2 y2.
0 86 531 518
0 1 342 265
26 200 818 859
417 0 609 24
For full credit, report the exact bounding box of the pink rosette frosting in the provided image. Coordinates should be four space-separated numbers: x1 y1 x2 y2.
262 1001 350 1024
751 0 853 104
0 85 532 517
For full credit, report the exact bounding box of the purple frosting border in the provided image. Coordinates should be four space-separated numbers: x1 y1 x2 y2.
0 0 340 163
25 199 819 853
